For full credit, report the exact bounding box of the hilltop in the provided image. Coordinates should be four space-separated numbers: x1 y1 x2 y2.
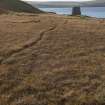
0 0 43 13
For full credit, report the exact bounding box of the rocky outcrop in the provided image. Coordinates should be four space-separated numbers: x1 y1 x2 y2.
72 7 81 15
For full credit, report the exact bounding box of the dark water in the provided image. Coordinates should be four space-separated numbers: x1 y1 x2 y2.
39 7 105 18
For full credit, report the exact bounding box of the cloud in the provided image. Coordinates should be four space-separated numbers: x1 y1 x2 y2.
24 0 105 7
24 0 94 2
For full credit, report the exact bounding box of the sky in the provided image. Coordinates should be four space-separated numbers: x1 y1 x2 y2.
22 0 105 7
23 0 94 1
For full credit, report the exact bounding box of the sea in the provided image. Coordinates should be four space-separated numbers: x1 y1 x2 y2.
39 7 105 18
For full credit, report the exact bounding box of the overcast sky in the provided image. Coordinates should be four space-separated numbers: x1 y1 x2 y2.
23 0 105 2
22 0 105 7
23 0 93 1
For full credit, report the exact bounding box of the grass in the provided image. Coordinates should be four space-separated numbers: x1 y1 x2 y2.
68 15 92 19
0 13 105 105
0 0 43 13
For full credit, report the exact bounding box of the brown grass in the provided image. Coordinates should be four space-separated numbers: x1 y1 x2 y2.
0 13 105 105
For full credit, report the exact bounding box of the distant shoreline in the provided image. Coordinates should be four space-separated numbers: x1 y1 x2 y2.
38 7 105 18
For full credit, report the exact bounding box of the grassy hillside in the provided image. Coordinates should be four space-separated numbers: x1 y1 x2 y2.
0 13 105 105
0 0 43 13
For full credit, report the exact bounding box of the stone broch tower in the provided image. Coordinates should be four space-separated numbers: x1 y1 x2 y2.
72 7 81 15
